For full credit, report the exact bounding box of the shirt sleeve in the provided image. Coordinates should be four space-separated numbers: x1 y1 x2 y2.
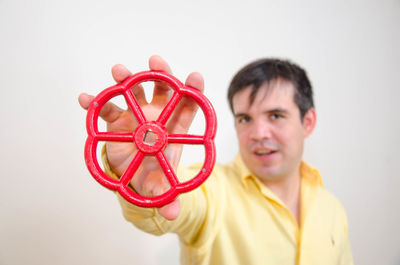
336 201 354 265
101 146 215 246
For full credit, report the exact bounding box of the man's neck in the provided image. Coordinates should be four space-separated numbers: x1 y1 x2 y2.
261 169 301 224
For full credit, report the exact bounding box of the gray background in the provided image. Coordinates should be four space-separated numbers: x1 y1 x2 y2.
1 0 399 264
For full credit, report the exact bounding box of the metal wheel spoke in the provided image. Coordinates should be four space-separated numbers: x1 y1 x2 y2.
95 132 134 142
124 89 146 124
157 92 182 125
156 152 179 187
167 134 205 144
119 151 145 186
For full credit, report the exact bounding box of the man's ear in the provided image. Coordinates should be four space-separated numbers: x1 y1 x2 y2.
303 108 317 137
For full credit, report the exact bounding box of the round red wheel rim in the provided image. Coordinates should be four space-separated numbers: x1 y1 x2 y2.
84 70 217 207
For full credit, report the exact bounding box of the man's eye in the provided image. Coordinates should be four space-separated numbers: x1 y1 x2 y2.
238 116 251 124
271 113 283 120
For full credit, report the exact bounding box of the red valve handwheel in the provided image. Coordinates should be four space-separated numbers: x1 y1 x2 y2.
84 70 217 208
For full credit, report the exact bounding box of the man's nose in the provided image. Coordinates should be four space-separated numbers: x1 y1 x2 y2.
249 120 272 140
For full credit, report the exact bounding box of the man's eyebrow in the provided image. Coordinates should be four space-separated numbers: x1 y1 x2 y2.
265 108 289 114
234 108 289 118
234 112 248 118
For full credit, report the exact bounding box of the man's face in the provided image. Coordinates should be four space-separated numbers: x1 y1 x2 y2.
232 79 315 182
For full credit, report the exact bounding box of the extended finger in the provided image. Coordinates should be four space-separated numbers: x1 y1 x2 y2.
185 72 204 93
112 64 147 106
78 93 123 123
149 55 173 106
111 64 132 83
166 72 204 132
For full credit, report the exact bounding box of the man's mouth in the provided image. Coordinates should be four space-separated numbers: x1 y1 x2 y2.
254 149 275 156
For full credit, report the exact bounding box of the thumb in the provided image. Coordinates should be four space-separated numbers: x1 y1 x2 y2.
157 199 180 220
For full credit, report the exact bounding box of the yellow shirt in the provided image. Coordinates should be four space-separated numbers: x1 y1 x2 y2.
103 151 353 265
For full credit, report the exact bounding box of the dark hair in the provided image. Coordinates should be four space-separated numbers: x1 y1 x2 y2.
227 58 314 120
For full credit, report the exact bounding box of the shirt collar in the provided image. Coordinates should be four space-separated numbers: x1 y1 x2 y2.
232 153 324 189
232 153 324 226
299 161 324 187
231 153 253 185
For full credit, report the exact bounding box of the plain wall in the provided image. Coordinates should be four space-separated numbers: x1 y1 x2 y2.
1 0 399 264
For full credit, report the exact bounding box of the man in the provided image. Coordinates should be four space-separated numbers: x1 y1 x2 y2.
79 55 353 265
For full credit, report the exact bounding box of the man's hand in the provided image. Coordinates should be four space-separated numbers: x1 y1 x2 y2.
78 55 204 220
